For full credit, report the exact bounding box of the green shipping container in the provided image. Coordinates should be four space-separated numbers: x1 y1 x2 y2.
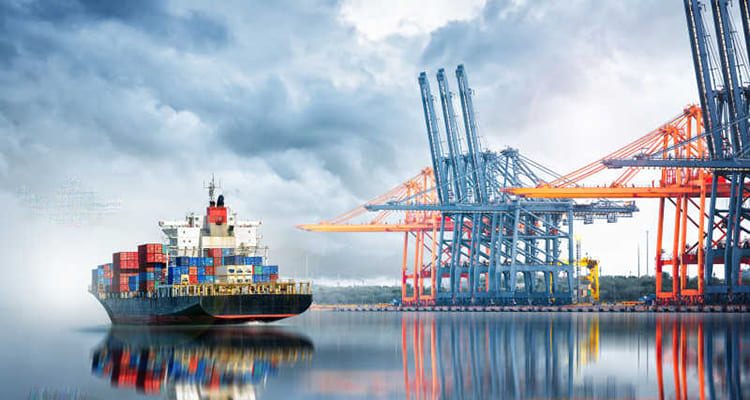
254 266 263 274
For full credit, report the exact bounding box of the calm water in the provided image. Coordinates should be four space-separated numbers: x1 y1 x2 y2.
8 312 750 399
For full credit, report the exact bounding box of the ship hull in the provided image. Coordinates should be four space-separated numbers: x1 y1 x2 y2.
95 293 312 325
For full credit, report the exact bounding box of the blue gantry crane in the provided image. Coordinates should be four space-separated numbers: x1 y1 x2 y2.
369 65 637 305
605 0 750 303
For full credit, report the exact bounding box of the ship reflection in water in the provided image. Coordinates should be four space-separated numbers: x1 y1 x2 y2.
398 314 749 400
90 325 313 399
83 313 748 399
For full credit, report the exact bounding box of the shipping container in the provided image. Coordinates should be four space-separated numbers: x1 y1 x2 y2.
113 252 138 262
221 248 234 256
91 269 98 288
138 243 163 254
222 255 242 265
245 256 263 265
265 265 278 275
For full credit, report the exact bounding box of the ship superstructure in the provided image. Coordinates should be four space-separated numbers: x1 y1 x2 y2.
159 178 266 259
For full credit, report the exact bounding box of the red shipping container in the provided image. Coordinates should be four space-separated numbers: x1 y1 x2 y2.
139 253 167 264
205 266 215 275
270 274 279 281
189 275 198 284
114 258 138 271
214 257 222 266
113 252 137 261
138 243 162 254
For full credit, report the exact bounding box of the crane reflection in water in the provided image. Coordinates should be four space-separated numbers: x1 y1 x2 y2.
400 313 748 400
90 325 313 399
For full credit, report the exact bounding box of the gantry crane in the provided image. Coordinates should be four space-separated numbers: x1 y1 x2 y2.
366 66 637 305
508 106 732 304
299 66 637 306
604 0 750 304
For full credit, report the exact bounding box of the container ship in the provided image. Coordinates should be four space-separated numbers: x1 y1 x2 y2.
89 179 312 325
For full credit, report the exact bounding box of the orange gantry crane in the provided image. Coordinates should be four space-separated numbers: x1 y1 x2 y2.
510 105 732 304
297 168 444 303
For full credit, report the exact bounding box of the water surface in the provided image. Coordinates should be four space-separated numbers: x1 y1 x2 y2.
9 312 750 399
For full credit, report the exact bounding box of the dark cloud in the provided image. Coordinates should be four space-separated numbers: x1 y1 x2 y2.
3 0 229 54
0 0 698 300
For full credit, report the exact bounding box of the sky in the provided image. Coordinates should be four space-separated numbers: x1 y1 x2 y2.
0 0 701 320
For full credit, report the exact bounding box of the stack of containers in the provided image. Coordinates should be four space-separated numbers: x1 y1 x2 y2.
138 243 167 292
100 264 113 289
266 265 279 282
213 255 280 284
217 255 246 283
207 248 223 269
198 256 215 284
91 268 99 291
188 257 199 284
170 256 190 284
113 252 138 293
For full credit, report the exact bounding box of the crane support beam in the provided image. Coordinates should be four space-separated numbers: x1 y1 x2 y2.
437 68 467 201
685 0 723 157
603 158 750 170
456 64 487 202
511 185 731 198
418 73 448 204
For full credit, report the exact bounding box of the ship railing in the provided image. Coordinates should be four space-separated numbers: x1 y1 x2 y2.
93 281 311 299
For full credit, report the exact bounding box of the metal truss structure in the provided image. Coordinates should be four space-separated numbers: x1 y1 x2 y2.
367 66 636 305
509 106 729 303
604 0 750 303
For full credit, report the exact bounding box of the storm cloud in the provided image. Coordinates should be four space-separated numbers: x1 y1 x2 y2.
0 0 701 320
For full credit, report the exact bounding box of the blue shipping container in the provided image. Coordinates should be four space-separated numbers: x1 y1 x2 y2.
197 267 205 275
265 265 279 275
176 257 190 267
221 248 234 256
246 256 262 265
223 255 238 265
203 257 214 266
189 257 199 266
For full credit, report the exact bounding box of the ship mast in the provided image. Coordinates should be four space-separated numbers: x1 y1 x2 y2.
204 175 222 205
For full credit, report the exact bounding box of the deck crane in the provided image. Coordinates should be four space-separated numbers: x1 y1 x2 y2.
605 0 750 303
